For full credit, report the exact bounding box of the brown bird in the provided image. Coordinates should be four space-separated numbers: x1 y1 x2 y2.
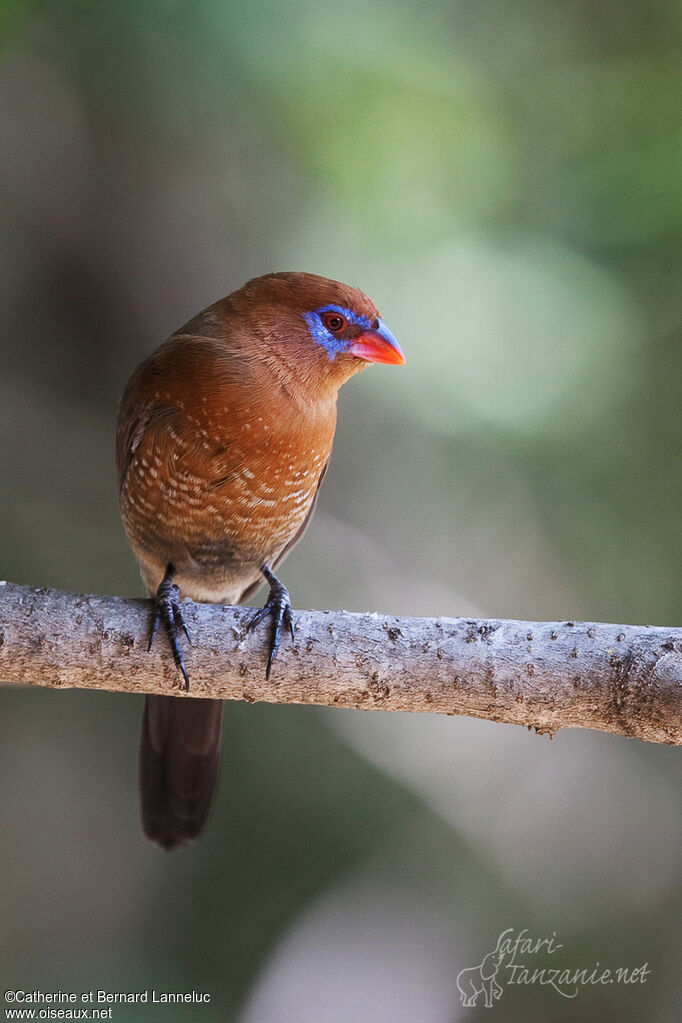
116 272 404 849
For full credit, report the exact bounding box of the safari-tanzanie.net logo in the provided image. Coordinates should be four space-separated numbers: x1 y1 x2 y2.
456 928 650 1008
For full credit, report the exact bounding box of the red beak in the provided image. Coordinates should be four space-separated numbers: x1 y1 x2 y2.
349 319 405 365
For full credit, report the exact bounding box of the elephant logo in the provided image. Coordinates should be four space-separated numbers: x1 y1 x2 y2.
456 934 507 1008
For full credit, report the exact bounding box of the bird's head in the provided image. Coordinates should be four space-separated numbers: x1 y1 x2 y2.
228 272 404 395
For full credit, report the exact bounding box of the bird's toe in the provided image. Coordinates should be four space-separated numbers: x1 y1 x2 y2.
148 567 192 689
248 575 295 679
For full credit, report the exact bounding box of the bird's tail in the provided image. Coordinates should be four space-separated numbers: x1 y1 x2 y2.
139 695 223 850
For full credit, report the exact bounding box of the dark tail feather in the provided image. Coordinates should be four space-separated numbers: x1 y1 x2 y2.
139 695 223 850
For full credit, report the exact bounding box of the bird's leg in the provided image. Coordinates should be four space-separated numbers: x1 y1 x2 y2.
247 565 295 679
148 564 191 691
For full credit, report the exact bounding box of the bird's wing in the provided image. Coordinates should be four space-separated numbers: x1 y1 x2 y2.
116 335 252 496
116 399 181 497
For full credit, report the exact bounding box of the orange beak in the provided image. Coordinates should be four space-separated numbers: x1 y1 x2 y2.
349 320 405 365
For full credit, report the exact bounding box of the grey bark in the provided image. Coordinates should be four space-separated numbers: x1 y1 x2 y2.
0 582 680 745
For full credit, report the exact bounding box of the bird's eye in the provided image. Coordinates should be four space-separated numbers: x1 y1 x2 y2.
321 312 346 333
372 318 379 330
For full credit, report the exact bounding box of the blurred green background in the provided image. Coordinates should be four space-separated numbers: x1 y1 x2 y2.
1 1 680 1019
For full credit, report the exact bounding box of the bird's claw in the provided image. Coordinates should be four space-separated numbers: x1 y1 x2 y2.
247 571 295 679
148 568 191 691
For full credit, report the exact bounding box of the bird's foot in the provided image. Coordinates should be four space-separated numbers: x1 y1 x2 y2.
148 565 192 690
247 566 295 679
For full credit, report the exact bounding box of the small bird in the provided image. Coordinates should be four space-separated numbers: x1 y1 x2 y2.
116 272 404 849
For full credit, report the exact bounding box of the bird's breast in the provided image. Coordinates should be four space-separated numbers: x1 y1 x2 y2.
120 384 336 595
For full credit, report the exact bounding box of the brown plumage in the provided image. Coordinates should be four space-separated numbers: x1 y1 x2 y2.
116 271 404 849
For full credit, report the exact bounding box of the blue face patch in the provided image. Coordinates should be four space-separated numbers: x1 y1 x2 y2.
302 304 373 360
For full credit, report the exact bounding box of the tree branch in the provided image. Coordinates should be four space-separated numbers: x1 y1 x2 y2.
1 582 680 745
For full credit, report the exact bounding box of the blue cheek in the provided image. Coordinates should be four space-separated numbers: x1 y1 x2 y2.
302 305 373 361
302 311 346 360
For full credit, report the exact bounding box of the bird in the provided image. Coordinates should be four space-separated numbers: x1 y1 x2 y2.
116 271 405 850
